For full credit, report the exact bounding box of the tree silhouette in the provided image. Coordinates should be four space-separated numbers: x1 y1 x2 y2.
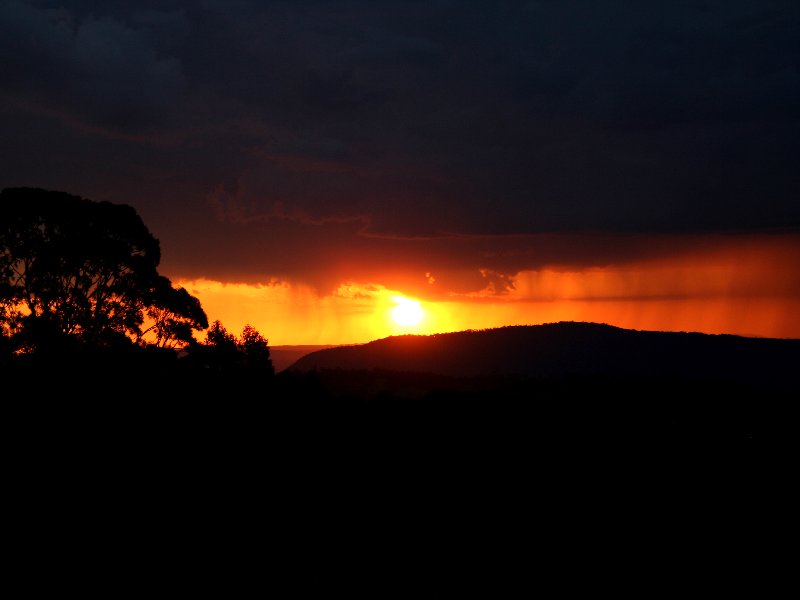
187 320 274 376
0 187 207 354
240 324 273 373
140 277 209 348
203 320 241 371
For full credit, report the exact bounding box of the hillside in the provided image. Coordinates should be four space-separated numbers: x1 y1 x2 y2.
288 321 799 391
269 345 338 372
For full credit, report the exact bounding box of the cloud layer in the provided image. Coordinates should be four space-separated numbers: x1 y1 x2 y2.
2 1 798 296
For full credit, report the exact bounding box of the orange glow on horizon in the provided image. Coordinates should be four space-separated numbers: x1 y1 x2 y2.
175 237 800 345
177 279 451 345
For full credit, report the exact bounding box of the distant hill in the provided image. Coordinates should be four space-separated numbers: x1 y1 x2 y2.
270 345 338 372
288 321 799 391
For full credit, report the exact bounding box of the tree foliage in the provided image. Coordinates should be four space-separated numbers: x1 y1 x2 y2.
189 320 274 375
0 187 207 354
141 278 209 348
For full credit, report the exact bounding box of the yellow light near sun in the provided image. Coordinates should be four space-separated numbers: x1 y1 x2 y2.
177 278 448 344
174 233 800 346
391 296 424 327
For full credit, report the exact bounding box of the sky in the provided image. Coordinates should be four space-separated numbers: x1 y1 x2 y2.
2 0 799 344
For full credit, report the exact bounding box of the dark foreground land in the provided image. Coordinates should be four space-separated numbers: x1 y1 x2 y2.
3 328 768 597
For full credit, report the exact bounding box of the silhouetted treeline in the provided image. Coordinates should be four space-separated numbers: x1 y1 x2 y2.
4 319 770 453
4 328 756 600
1 187 274 378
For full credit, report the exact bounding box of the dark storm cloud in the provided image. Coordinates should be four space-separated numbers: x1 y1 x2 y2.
0 0 187 132
2 0 799 281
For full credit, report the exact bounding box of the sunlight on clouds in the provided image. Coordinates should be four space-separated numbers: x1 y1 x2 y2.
176 278 454 345
176 237 800 345
434 242 800 340
501 250 800 338
510 261 798 301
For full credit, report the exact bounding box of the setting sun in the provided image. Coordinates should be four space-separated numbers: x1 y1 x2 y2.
391 297 424 327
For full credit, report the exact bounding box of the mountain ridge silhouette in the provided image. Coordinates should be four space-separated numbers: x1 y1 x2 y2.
288 321 798 390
